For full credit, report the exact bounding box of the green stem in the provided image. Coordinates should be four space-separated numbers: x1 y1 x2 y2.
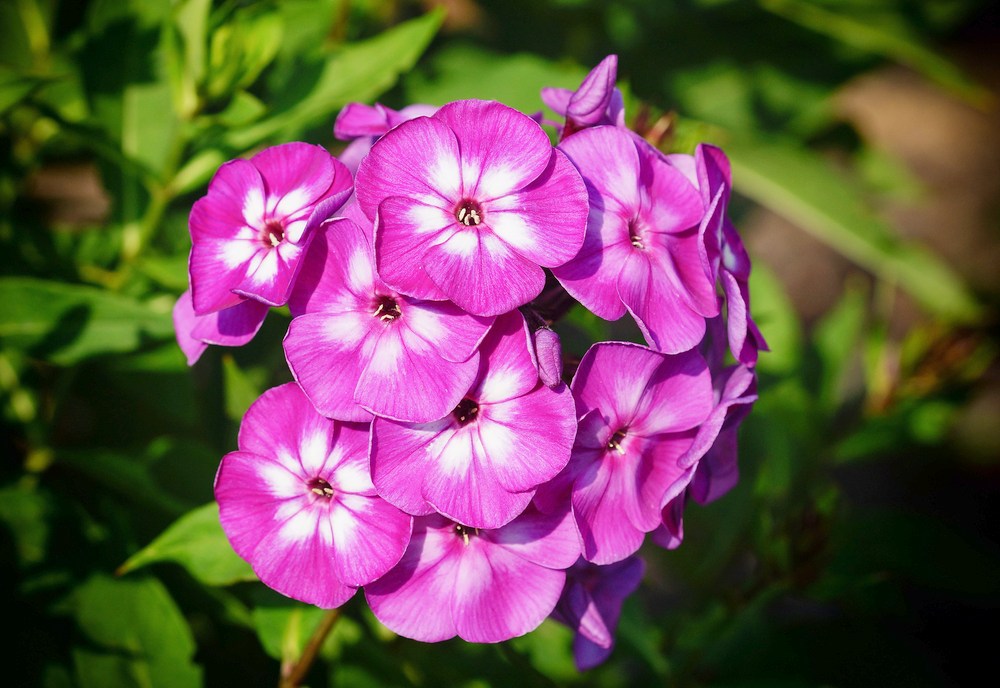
279 608 340 688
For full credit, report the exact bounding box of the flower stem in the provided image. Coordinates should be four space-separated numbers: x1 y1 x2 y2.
279 608 340 688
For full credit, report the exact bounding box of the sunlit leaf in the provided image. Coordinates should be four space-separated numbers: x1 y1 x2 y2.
726 135 982 323
72 575 202 688
119 502 256 585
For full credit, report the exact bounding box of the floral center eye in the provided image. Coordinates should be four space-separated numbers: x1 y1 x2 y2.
263 220 285 248
628 220 644 250
372 295 402 322
452 398 479 425
454 523 479 545
455 200 484 227
607 428 627 454
307 477 335 499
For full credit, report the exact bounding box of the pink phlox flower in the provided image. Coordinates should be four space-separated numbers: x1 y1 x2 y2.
214 382 412 608
333 102 437 173
370 311 578 529
553 126 720 354
355 99 589 317
284 204 493 423
554 342 714 564
365 504 581 643
552 555 644 670
541 55 626 139
190 142 353 313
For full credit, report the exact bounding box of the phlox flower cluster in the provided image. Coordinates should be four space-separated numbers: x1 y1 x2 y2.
176 54 766 669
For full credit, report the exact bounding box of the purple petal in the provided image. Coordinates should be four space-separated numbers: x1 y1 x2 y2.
287 217 373 317
370 417 446 516
355 324 481 423
652 494 686 550
630 349 714 436
329 492 412 586
424 227 546 316
433 100 552 201
486 148 588 268
172 290 208 365
452 537 566 643
236 383 337 473
365 516 462 642
356 115 462 220
190 297 269 348
334 103 395 139
566 55 618 126
571 342 667 429
188 159 265 314
216 451 357 609
232 240 308 307
250 142 340 221
540 87 573 117
374 196 451 301
695 143 732 208
571 452 646 565
284 311 375 422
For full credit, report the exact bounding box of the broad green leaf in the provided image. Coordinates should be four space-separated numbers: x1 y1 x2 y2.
164 0 210 117
405 44 588 116
135 254 189 291
56 449 191 516
119 502 256 585
206 6 283 100
169 147 226 195
746 263 801 375
72 575 202 688
726 135 982 323
225 10 444 149
222 355 264 422
813 278 868 408
760 0 992 107
0 277 173 364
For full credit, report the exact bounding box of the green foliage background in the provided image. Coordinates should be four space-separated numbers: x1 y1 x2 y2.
2 1 997 686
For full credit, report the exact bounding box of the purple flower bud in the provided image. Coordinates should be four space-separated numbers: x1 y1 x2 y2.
533 327 563 387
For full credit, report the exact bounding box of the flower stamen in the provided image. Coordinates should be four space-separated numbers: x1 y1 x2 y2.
373 295 402 322
307 477 335 499
452 398 479 425
455 200 483 227
263 220 285 248
607 428 627 455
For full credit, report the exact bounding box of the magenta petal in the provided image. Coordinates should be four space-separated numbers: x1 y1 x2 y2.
251 142 339 220
172 290 208 365
288 218 373 317
617 250 708 354
189 297 269 348
334 102 394 139
284 312 374 422
490 504 580 569
237 383 337 471
487 149 588 268
374 196 451 301
355 326 480 423
424 228 546 316
631 350 714 435
401 299 494 365
233 240 308 307
571 342 667 429
695 143 732 207
479 387 577 495
369 417 445 516
452 540 566 643
566 54 618 126
572 455 646 565
472 312 538 403
216 451 359 609
356 115 462 219
532 327 564 388
365 517 461 642
540 87 573 117
329 492 412 586
419 425 535 529
433 100 552 201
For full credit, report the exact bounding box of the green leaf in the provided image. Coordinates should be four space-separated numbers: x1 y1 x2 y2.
252 598 356 663
56 449 192 516
813 277 868 408
405 44 588 116
0 277 174 364
726 135 982 324
72 575 202 688
164 0 210 118
119 502 256 586
0 65 48 115
760 0 992 107
222 355 263 422
746 263 802 375
224 10 444 150
206 6 283 100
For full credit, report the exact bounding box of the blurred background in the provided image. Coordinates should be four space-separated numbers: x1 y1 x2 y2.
1 1 998 686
